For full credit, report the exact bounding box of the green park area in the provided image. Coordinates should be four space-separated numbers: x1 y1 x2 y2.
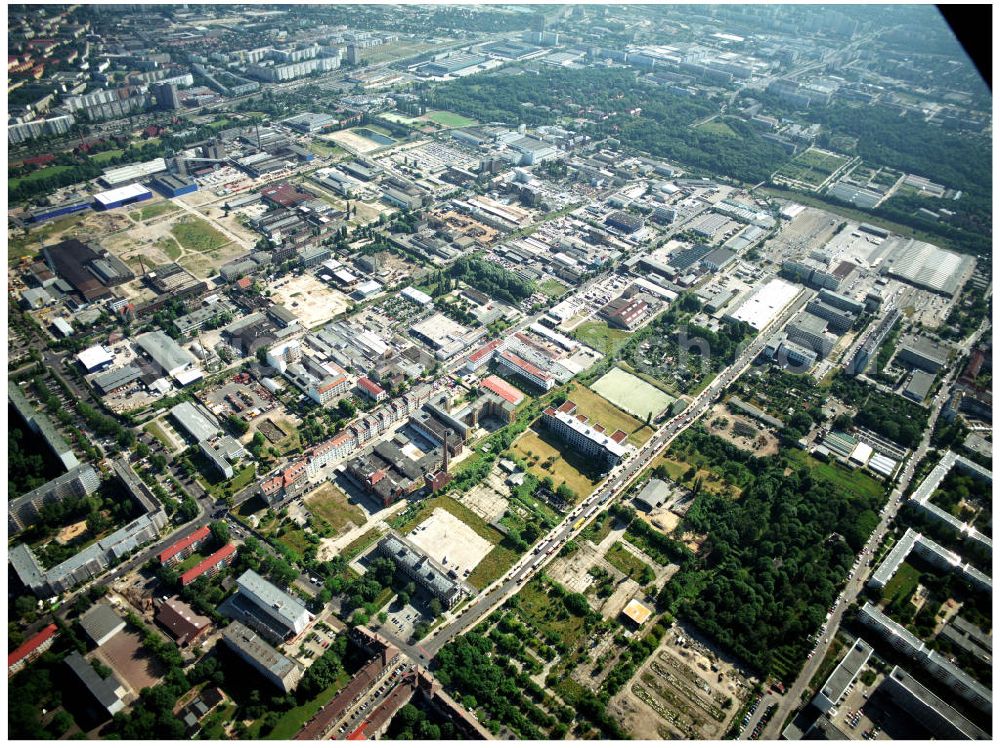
8 164 76 193
882 561 920 604
694 118 739 138
133 201 180 222
512 429 601 501
539 278 568 298
569 385 654 447
774 147 851 189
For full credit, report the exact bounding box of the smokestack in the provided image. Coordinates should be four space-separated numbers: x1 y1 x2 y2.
442 429 451 474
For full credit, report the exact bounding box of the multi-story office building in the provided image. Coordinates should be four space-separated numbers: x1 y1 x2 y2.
541 400 629 472
378 533 468 608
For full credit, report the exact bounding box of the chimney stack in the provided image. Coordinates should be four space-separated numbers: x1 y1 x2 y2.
442 429 451 474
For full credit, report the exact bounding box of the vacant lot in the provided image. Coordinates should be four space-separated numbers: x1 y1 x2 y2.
605 541 652 581
267 274 352 329
512 428 601 500
539 278 568 298
573 319 633 356
592 367 675 421
96 629 166 694
785 448 885 503
774 147 851 190
170 216 231 253
305 482 366 536
406 507 494 578
132 202 181 223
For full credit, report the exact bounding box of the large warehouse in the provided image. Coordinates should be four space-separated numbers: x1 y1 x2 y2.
93 183 153 210
883 238 974 296
726 277 801 330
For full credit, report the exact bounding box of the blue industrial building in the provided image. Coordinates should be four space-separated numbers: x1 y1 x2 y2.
150 173 199 198
26 201 92 224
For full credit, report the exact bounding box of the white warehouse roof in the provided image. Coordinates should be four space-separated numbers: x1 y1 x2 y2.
728 277 801 330
93 183 153 208
77 344 113 371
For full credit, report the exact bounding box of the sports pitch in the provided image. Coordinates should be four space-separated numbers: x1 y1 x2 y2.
591 367 675 420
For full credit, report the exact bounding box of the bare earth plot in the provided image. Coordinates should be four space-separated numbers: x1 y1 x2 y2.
96 630 166 695
703 402 779 457
266 274 352 328
304 482 367 536
406 507 494 578
592 366 676 421
323 129 386 155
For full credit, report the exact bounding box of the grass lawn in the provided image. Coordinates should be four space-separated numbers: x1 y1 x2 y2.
695 119 739 138
512 429 601 501
592 366 675 421
200 464 256 501
570 384 654 447
9 211 92 262
263 670 350 739
340 526 383 561
572 319 633 357
304 483 366 536
785 449 884 503
882 561 921 603
605 541 652 581
276 528 313 557
137 202 180 222
175 552 206 573
514 577 589 650
9 164 76 192
157 236 183 261
144 421 172 449
170 216 230 253
539 279 568 298
201 703 237 740
90 148 125 165
423 110 477 128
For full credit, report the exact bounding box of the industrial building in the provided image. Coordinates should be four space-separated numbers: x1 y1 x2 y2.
170 401 222 443
65 651 129 717
785 311 837 358
93 365 143 395
41 238 129 303
100 157 167 187
221 621 303 693
541 400 629 472
634 478 672 513
896 335 952 373
282 111 339 133
219 570 312 643
150 172 198 198
496 349 555 391
135 330 201 383
76 344 114 372
726 277 801 330
882 238 974 296
604 210 645 234
377 533 469 608
78 602 126 647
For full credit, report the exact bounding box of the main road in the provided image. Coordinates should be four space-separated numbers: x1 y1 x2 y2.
375 287 813 664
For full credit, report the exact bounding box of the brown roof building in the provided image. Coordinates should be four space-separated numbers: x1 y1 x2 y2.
157 596 212 646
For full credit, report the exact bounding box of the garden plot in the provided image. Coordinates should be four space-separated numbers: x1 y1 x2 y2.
406 507 494 578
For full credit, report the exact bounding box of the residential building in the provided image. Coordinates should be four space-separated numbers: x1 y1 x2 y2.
540 400 629 472
221 621 303 693
879 666 989 740
179 543 237 587
158 525 211 566
812 638 873 714
8 623 59 678
219 570 311 642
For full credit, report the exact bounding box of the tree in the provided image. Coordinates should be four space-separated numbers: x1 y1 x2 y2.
210 520 230 546
429 597 443 618
556 482 576 503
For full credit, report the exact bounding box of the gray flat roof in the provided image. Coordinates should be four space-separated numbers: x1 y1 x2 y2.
222 620 300 681
170 401 221 443
235 569 308 631
79 602 126 644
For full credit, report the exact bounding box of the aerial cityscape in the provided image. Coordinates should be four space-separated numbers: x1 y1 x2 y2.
6 3 993 741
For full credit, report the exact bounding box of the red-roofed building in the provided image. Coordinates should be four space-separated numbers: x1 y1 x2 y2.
480 374 524 405
258 458 309 506
235 277 252 290
156 596 212 646
8 623 59 677
159 525 211 566
180 543 237 587
261 182 315 209
465 338 505 373
496 350 555 391
609 430 628 444
355 376 387 402
21 153 55 167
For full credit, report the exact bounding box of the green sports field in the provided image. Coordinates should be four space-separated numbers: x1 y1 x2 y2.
591 366 675 421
